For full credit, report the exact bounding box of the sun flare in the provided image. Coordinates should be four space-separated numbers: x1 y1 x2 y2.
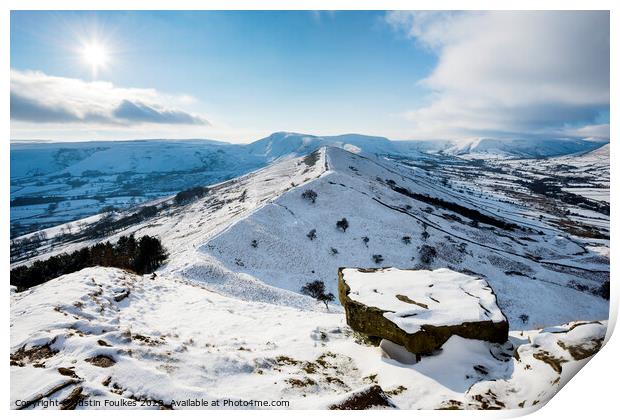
81 42 109 76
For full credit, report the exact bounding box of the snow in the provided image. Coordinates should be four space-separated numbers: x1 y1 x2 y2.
445 137 606 159
563 187 610 203
13 147 609 329
342 268 506 334
11 134 608 236
10 143 610 409
10 267 607 410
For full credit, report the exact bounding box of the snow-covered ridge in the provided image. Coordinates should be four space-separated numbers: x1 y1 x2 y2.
11 132 608 237
443 137 608 159
12 133 608 179
14 146 609 330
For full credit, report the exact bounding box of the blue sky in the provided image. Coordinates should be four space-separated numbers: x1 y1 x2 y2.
10 10 610 142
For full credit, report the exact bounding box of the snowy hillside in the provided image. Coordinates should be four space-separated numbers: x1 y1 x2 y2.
10 266 608 410
10 147 609 409
245 132 607 161
443 137 609 159
13 147 609 325
10 133 607 237
10 140 264 237
246 132 398 159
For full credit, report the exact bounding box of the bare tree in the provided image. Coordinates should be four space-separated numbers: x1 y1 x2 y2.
301 280 335 309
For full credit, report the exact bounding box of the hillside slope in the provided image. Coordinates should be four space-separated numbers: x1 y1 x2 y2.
13 147 609 327
192 147 608 326
10 147 610 410
11 134 607 237
10 267 607 410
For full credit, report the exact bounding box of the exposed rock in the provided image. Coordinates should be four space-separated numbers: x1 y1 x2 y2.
329 385 396 410
58 367 79 378
557 338 603 360
532 351 566 374
10 343 58 367
113 289 130 302
338 267 508 355
60 386 87 410
553 321 605 360
16 380 78 410
85 355 116 367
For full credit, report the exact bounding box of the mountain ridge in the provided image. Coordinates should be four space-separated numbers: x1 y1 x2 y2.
12 132 607 236
12 146 609 327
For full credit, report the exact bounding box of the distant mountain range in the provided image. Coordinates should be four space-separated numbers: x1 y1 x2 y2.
10 132 608 237
11 132 608 179
247 132 608 160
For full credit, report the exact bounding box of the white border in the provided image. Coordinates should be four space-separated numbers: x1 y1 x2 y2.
2 1 617 420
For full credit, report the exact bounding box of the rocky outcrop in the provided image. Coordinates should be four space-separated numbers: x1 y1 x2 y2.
329 385 396 410
338 267 509 355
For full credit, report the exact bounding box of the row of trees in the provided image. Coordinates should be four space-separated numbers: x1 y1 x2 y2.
11 235 168 291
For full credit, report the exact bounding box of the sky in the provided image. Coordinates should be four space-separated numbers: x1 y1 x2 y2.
10 10 610 143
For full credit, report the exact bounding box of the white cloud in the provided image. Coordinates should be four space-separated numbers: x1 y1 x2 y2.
564 123 610 140
386 11 609 140
10 69 209 126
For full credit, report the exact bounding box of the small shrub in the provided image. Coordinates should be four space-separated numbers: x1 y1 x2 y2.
421 224 430 241
307 229 317 241
568 280 589 292
362 236 369 247
419 245 437 265
519 314 530 324
303 150 320 167
336 218 349 232
301 280 335 309
302 189 318 204
402 236 411 245
251 239 258 248
330 247 339 255
372 254 384 264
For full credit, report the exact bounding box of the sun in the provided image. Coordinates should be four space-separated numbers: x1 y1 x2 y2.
81 42 109 77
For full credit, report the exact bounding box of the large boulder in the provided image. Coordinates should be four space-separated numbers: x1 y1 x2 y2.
338 267 508 355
